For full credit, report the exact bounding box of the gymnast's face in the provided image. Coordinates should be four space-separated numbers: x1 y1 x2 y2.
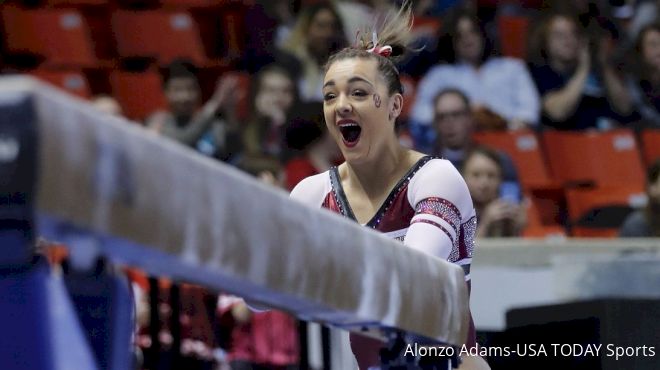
322 58 401 163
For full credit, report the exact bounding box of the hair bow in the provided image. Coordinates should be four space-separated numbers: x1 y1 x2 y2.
366 31 393 57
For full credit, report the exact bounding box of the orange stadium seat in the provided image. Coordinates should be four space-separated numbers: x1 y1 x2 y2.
412 16 442 37
542 129 646 189
640 129 660 167
497 15 529 59
566 186 646 237
522 191 566 237
219 7 246 59
1 6 99 68
473 130 554 190
112 10 210 66
498 15 529 59
110 70 168 121
31 70 92 99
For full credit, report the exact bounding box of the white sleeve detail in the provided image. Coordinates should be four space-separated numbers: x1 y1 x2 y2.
289 171 331 208
404 159 475 261
406 159 474 220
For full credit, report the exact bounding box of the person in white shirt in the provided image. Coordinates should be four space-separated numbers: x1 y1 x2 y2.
409 10 540 150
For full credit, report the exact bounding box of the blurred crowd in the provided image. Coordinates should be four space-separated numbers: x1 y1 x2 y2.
71 0 660 241
9 0 660 369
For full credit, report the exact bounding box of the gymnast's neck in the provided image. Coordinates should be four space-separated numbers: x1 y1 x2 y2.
341 143 413 196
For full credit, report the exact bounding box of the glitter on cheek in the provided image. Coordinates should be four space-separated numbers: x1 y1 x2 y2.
373 93 381 108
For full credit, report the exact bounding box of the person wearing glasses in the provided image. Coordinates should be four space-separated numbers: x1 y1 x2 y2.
431 88 521 204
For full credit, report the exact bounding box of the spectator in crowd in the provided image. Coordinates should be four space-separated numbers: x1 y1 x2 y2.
462 147 526 238
146 60 242 161
92 94 124 117
432 88 522 201
283 102 341 190
623 0 660 43
242 64 299 162
280 3 347 102
626 22 660 128
240 0 299 74
620 158 660 237
409 9 539 150
528 12 632 130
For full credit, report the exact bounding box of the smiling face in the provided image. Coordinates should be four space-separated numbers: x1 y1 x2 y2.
322 57 402 164
454 17 484 64
256 70 295 115
463 152 502 206
165 76 201 119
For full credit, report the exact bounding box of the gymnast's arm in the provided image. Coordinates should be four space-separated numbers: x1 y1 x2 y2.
404 159 491 370
404 159 473 260
289 172 329 208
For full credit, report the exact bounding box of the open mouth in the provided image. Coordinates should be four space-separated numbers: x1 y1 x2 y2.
338 121 362 147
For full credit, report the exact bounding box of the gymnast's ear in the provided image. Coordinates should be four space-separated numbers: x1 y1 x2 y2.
389 93 403 122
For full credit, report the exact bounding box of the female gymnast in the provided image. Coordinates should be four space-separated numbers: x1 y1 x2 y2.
290 3 489 370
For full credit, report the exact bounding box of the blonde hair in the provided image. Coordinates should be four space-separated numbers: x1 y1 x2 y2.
352 1 414 60
325 1 415 95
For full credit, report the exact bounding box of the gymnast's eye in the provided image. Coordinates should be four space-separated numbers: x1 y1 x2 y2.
323 93 336 101
351 90 367 97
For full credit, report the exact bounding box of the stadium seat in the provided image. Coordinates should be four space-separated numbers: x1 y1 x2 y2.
1 6 99 68
219 7 246 59
31 70 92 99
112 10 210 66
412 16 442 36
566 186 646 237
473 130 554 190
542 129 645 189
497 15 529 59
523 191 566 237
109 70 167 121
640 129 660 167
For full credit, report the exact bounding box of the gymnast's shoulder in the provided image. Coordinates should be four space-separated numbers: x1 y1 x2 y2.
289 170 331 208
408 157 474 219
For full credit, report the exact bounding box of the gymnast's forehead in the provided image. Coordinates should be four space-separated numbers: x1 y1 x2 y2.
323 58 382 88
